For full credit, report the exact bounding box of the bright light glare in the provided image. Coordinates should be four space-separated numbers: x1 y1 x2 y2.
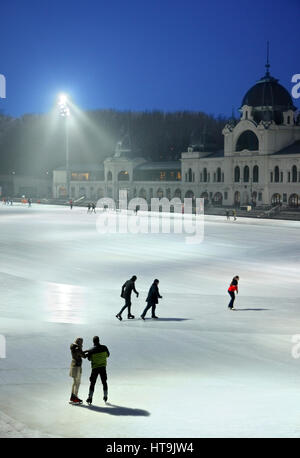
58 93 67 106
58 93 70 117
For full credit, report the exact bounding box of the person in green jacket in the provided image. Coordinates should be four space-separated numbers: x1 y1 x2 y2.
85 336 110 405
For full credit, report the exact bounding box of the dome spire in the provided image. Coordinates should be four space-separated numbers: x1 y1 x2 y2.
265 40 270 77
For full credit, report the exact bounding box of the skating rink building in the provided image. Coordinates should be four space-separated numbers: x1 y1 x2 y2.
53 66 300 208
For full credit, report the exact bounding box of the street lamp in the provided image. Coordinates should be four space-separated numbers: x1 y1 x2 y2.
58 93 70 198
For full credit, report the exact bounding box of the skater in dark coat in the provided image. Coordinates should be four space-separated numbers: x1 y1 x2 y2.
228 275 239 310
69 337 86 404
87 202 91 213
85 336 110 404
141 279 162 319
69 199 73 210
116 275 139 320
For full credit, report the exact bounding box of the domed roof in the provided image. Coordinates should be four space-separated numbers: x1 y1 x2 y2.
241 72 296 111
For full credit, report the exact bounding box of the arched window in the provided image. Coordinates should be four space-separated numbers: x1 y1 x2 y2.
213 192 223 207
174 189 181 199
217 167 221 182
289 194 299 208
292 165 297 182
274 166 280 183
203 168 207 182
271 193 281 206
138 189 147 199
107 171 112 181
118 170 129 181
243 166 249 182
185 190 194 198
188 168 193 182
253 165 259 183
234 166 240 183
236 130 259 151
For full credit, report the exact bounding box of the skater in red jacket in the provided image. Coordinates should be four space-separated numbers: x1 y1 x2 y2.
228 275 239 310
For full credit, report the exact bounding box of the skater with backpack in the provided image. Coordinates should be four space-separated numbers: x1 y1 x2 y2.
116 275 139 320
86 336 110 405
228 275 239 310
69 337 87 404
141 279 162 320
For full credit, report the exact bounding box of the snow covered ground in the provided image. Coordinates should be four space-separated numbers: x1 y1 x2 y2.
0 203 300 438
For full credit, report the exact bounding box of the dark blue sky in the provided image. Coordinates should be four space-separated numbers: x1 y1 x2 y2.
0 0 299 118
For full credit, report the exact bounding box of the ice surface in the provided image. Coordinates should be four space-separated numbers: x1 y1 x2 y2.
0 204 300 437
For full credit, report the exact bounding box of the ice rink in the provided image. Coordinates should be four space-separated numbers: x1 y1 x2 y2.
0 203 300 438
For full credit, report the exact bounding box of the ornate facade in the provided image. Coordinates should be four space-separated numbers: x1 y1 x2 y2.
53 67 300 207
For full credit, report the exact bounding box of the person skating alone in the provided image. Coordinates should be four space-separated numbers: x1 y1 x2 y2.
69 337 86 404
226 210 230 221
228 275 239 310
232 209 237 221
141 279 162 320
91 202 96 213
116 275 139 320
86 336 110 405
69 199 73 210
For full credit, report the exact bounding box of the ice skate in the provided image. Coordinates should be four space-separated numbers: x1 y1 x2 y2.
116 314 122 321
128 314 135 319
103 390 108 403
140 315 145 320
69 394 82 404
152 315 159 319
86 397 93 405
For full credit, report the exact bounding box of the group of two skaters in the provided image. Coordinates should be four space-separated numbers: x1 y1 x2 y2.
116 276 162 321
69 275 239 406
69 335 109 405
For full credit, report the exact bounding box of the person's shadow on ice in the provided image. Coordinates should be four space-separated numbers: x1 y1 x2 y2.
78 403 150 416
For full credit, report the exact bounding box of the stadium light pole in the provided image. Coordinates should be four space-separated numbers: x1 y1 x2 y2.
58 94 70 198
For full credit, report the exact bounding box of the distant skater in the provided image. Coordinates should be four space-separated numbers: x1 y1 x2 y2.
116 275 139 320
232 209 237 221
228 275 239 310
141 279 162 320
91 202 96 213
69 199 73 210
86 336 110 405
226 210 230 220
69 337 86 404
28 198 32 207
87 202 91 213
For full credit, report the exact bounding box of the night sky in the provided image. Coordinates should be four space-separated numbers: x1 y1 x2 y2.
0 0 299 118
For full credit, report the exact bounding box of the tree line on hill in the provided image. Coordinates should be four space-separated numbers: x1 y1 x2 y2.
0 109 229 177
